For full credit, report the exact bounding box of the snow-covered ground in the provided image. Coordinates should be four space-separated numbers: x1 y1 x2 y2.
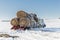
44 19 60 28
0 19 60 40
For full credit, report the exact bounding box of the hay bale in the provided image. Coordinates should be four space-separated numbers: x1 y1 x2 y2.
16 10 28 18
19 18 30 27
11 18 19 26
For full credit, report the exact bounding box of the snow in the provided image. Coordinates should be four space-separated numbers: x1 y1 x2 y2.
44 19 60 28
0 19 60 40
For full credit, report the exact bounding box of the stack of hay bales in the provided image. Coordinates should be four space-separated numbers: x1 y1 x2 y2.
16 11 31 27
11 10 39 30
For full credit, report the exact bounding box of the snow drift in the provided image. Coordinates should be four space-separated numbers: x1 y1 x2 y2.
0 19 60 40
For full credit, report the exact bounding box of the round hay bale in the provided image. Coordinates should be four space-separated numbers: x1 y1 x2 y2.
19 18 30 27
11 18 19 26
16 10 28 18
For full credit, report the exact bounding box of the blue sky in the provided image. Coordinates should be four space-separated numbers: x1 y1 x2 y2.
0 0 60 19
